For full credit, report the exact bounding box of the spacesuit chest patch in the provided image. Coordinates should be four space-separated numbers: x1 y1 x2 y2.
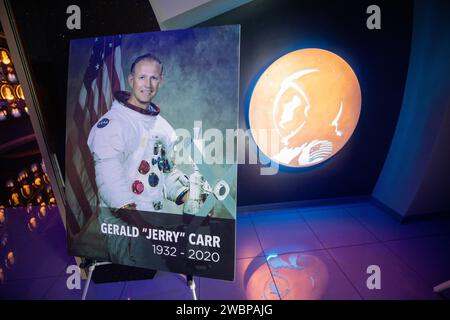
148 172 159 187
138 160 150 175
97 118 109 128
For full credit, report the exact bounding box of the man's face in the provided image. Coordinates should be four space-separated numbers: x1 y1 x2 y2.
128 59 162 109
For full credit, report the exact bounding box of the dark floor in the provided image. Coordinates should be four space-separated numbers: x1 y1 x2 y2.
1 200 449 300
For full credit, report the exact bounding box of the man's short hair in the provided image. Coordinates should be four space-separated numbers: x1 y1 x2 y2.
130 53 163 75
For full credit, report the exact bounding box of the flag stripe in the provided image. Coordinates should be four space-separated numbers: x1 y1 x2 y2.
66 35 124 231
66 138 95 223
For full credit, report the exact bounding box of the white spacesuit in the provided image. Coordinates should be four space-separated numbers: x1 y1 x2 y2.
87 91 189 221
87 91 190 265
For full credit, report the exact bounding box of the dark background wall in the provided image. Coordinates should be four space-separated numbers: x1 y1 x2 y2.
199 0 414 206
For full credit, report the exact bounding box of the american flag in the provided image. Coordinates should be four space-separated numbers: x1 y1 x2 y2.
65 35 125 235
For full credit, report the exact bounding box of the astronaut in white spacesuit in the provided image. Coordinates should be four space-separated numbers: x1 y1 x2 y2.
87 53 190 265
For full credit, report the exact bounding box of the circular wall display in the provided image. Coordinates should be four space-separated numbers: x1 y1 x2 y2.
249 48 361 168
15 84 25 100
0 84 15 101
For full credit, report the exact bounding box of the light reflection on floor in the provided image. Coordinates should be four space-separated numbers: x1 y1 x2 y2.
243 253 328 300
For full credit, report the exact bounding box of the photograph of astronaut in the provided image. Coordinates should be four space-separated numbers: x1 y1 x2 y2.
65 26 239 280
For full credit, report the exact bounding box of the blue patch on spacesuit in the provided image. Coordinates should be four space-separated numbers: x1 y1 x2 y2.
148 172 159 187
97 118 109 128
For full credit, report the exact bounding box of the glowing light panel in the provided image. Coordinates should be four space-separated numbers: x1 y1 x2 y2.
249 49 361 168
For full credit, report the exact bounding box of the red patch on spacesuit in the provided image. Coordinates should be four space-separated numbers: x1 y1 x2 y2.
131 180 144 194
138 160 150 174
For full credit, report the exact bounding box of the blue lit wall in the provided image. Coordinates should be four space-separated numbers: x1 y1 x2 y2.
373 0 450 217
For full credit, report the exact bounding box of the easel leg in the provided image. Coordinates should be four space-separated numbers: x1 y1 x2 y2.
81 261 112 300
433 280 450 293
186 274 197 300
82 263 96 300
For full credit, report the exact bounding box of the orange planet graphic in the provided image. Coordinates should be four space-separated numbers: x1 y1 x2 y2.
249 48 361 168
